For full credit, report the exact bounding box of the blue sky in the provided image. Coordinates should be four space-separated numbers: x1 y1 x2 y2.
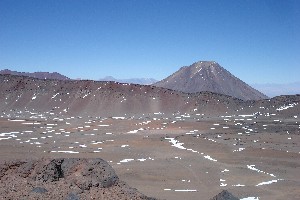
0 0 299 84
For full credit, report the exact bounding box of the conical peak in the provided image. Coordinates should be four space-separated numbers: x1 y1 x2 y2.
192 61 219 68
184 61 223 76
153 60 269 100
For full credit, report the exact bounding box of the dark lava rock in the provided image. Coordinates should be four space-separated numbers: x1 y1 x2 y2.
210 190 239 200
35 159 64 182
28 158 119 190
31 187 48 194
0 158 157 200
60 158 119 190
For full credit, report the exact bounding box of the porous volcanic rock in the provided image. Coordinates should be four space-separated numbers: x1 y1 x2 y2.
0 158 157 200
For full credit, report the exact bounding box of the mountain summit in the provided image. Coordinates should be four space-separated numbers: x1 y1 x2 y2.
153 61 268 100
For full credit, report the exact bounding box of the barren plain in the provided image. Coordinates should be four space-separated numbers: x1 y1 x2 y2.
0 75 299 199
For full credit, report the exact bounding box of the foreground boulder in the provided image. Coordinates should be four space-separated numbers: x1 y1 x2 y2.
0 158 156 200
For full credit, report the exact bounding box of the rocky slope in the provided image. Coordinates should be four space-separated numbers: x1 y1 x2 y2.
153 61 268 100
0 69 70 80
0 74 244 117
0 74 299 118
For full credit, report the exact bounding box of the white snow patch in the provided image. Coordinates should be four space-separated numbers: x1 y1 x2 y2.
240 197 259 200
127 130 139 133
51 93 59 99
120 159 134 163
256 179 283 186
174 189 197 192
112 117 125 120
51 151 79 154
204 155 217 162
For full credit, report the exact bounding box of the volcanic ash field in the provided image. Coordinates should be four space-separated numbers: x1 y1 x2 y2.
0 74 299 200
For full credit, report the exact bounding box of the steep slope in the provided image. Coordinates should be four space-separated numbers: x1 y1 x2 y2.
0 69 70 80
153 61 268 100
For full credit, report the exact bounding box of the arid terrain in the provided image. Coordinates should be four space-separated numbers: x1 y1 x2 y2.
0 74 299 199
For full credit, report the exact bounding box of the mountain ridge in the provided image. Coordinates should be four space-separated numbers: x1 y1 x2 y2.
0 69 70 80
99 76 157 85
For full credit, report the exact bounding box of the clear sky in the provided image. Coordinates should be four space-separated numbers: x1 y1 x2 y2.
0 0 299 84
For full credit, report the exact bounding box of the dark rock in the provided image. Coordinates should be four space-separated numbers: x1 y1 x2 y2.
0 158 156 199
65 192 80 200
31 187 48 194
35 159 64 182
61 158 119 190
210 190 239 200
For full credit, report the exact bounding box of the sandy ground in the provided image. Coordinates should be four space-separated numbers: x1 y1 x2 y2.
0 111 299 200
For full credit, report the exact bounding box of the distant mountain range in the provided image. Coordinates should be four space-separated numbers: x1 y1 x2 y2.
2 66 298 100
99 76 157 85
251 82 300 97
153 61 268 100
0 69 70 80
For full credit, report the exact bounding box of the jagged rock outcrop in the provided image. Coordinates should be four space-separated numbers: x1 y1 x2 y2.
0 158 156 200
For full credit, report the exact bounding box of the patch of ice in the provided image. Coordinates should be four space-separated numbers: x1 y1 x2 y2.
112 117 125 120
247 165 276 177
276 103 298 111
120 159 134 163
51 151 79 154
239 114 254 117
233 148 245 152
8 119 25 122
165 138 186 150
256 179 283 186
127 130 139 133
204 155 217 162
240 197 259 200
51 93 59 99
174 189 197 192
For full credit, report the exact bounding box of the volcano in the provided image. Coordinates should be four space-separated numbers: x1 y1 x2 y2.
153 61 268 100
